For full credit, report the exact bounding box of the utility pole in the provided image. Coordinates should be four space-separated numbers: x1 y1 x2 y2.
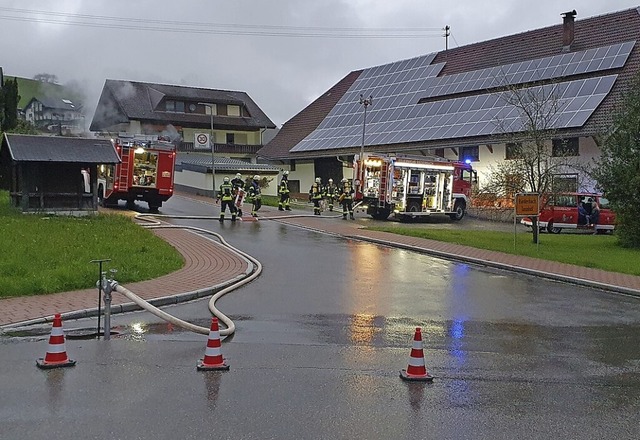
444 25 450 51
198 102 216 198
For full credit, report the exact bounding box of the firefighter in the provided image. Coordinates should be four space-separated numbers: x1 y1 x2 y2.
324 178 338 212
339 178 355 220
278 171 291 211
231 173 245 217
217 176 236 222
309 177 323 215
247 175 262 217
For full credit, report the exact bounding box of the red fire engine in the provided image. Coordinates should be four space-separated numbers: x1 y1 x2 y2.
353 153 476 221
97 135 176 212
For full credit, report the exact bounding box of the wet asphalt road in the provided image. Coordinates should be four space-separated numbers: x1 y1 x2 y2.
1 196 639 439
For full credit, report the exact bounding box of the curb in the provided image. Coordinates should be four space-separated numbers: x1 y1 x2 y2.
352 235 640 298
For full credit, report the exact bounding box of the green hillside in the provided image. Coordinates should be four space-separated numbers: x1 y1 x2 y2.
5 76 83 109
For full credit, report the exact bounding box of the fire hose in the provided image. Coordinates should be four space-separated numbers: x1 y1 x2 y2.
101 200 363 337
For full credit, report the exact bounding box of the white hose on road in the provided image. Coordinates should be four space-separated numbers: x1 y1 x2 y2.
113 221 262 337
111 202 363 337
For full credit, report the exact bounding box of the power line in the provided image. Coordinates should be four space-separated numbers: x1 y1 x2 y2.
0 7 444 39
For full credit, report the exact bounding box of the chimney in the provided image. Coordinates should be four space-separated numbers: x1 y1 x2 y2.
561 10 577 51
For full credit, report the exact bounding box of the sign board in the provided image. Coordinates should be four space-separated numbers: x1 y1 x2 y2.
194 133 210 150
515 193 539 216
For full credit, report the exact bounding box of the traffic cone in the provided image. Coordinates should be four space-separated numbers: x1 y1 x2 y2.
400 327 433 382
36 313 76 369
197 317 230 371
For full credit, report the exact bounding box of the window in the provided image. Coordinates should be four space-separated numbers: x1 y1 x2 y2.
175 101 185 113
552 195 577 207
459 145 479 162
165 100 175 112
434 148 445 158
204 104 217 115
552 174 578 192
505 142 522 160
228 105 240 117
226 133 235 144
552 137 579 157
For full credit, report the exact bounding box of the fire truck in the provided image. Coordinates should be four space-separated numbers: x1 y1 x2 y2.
97 135 176 212
353 153 476 221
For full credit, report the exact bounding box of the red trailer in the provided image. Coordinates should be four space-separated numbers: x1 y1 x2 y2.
97 136 176 212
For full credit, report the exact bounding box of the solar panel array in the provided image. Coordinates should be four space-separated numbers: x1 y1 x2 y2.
291 41 635 153
422 41 635 99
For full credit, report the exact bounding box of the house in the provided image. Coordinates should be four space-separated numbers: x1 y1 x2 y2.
6 76 87 135
90 79 279 195
23 96 85 135
258 7 640 196
0 134 120 214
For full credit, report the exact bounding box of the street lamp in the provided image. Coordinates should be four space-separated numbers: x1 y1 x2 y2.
358 94 373 192
198 102 216 198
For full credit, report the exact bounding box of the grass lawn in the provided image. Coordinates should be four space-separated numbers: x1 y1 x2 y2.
365 226 640 277
0 191 184 298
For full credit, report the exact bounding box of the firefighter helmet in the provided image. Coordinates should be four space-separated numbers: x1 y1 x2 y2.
235 173 242 179
283 170 289 176
223 176 230 183
328 178 333 183
315 177 321 183
253 175 260 180
341 178 347 183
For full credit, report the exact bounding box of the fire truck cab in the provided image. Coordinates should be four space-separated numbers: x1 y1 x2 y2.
354 153 476 221
97 135 176 212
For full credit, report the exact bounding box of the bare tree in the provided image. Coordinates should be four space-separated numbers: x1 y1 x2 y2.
33 73 59 84
482 80 585 243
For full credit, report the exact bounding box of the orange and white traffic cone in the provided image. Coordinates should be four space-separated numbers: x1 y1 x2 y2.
197 317 230 371
36 313 76 369
400 327 433 382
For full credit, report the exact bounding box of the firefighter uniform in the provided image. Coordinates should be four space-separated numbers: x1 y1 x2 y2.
218 177 236 222
248 175 262 217
231 173 245 217
278 171 291 211
309 178 323 215
324 178 338 212
339 178 355 220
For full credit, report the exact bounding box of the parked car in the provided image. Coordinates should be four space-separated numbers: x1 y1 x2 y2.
521 193 615 234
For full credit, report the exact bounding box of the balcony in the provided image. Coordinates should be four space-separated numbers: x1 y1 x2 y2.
178 142 262 155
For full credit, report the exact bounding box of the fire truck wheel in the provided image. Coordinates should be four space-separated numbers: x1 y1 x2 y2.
371 208 391 220
547 223 562 234
449 201 466 221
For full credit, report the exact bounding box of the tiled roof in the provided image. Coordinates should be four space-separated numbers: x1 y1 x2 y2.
90 80 275 132
176 152 279 174
256 71 362 160
27 96 81 111
2 134 120 163
261 7 640 159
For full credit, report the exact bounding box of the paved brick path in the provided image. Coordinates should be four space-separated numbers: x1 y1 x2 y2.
0 227 249 327
2 196 638 328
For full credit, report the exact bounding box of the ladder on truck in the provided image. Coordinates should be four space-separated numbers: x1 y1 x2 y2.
118 147 130 191
377 161 389 207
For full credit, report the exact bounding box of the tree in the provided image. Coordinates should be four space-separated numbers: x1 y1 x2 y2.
0 77 19 132
482 81 585 243
33 73 59 84
592 74 640 248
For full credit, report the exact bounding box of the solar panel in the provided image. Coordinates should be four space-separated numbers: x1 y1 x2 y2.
291 40 634 153
292 75 618 152
418 41 634 100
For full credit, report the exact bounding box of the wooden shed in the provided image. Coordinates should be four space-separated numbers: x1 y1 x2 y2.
0 134 120 213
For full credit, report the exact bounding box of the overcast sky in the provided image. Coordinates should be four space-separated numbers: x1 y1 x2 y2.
1 1 639 128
